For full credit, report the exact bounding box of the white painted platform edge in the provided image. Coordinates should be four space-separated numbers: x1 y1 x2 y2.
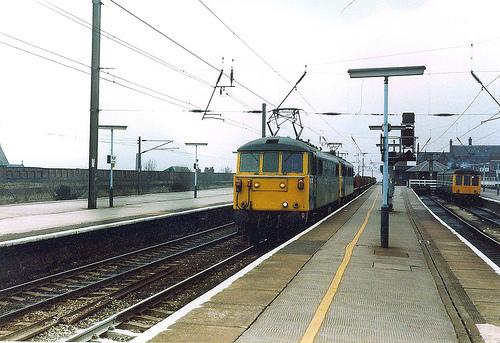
132 186 375 343
476 324 500 343
0 203 231 248
481 195 500 204
413 189 500 275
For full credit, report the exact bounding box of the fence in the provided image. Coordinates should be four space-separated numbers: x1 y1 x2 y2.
408 179 437 190
0 166 233 204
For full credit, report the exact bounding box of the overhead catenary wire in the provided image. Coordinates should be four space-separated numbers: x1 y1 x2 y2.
196 0 317 112
36 0 214 88
0 34 197 109
108 0 276 107
310 35 500 66
432 73 500 150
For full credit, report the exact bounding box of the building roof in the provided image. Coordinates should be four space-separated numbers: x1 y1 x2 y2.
238 136 317 153
405 160 447 173
164 166 191 172
0 145 9 166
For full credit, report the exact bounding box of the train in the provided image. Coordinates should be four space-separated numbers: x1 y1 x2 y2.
436 168 482 204
233 136 375 243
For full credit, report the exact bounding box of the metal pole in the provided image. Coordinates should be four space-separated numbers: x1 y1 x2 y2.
109 129 114 207
194 145 198 198
137 136 141 194
362 156 365 177
262 103 266 138
483 166 486 192
87 0 101 209
381 76 389 248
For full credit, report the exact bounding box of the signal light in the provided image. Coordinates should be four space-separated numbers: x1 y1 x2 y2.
297 179 305 190
235 179 242 192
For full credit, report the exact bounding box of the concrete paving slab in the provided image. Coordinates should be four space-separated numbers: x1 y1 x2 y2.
148 323 244 343
229 274 290 291
210 288 279 307
179 302 264 327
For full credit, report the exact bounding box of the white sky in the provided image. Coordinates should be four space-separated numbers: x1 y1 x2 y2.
1 0 499 176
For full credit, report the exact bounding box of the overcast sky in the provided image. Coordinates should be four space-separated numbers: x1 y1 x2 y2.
1 0 499 176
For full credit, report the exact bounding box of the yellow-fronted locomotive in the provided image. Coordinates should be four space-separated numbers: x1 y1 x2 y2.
233 136 373 243
436 168 482 204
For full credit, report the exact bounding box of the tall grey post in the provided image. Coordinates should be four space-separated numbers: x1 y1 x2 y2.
137 136 142 194
381 77 389 248
87 0 101 209
194 145 199 198
347 66 426 248
262 103 266 138
109 129 114 207
185 143 208 198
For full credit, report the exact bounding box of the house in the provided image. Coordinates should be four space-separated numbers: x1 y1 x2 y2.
164 166 191 173
417 137 500 176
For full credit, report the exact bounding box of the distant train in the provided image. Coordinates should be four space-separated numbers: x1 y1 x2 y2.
233 136 375 243
436 168 482 204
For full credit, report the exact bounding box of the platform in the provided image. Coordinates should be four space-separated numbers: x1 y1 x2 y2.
140 186 500 343
481 188 500 203
0 188 232 243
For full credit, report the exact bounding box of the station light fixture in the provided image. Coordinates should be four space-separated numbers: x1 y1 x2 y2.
348 66 426 248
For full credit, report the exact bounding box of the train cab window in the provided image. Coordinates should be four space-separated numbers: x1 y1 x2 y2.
262 152 279 172
463 175 471 185
455 175 462 185
239 152 260 173
283 152 303 173
471 175 479 186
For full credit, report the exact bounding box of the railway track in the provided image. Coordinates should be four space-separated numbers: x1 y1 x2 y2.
456 203 500 227
67 246 254 342
419 195 500 266
0 222 240 341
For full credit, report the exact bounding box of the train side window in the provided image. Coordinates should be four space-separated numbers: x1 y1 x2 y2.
463 175 470 185
471 175 479 186
283 152 303 173
455 175 462 185
310 154 317 175
317 159 323 176
262 152 279 172
239 152 260 173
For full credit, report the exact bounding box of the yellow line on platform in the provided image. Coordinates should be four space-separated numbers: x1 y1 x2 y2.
299 193 379 343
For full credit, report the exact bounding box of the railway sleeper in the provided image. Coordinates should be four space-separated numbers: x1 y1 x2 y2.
105 328 139 340
118 320 151 331
144 308 174 317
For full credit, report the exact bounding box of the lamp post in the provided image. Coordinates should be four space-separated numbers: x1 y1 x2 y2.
348 66 425 248
185 142 208 198
99 125 127 207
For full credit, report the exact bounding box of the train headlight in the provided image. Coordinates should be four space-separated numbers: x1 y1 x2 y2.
235 179 242 192
297 179 305 190
282 201 288 208
254 182 260 188
279 182 286 189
